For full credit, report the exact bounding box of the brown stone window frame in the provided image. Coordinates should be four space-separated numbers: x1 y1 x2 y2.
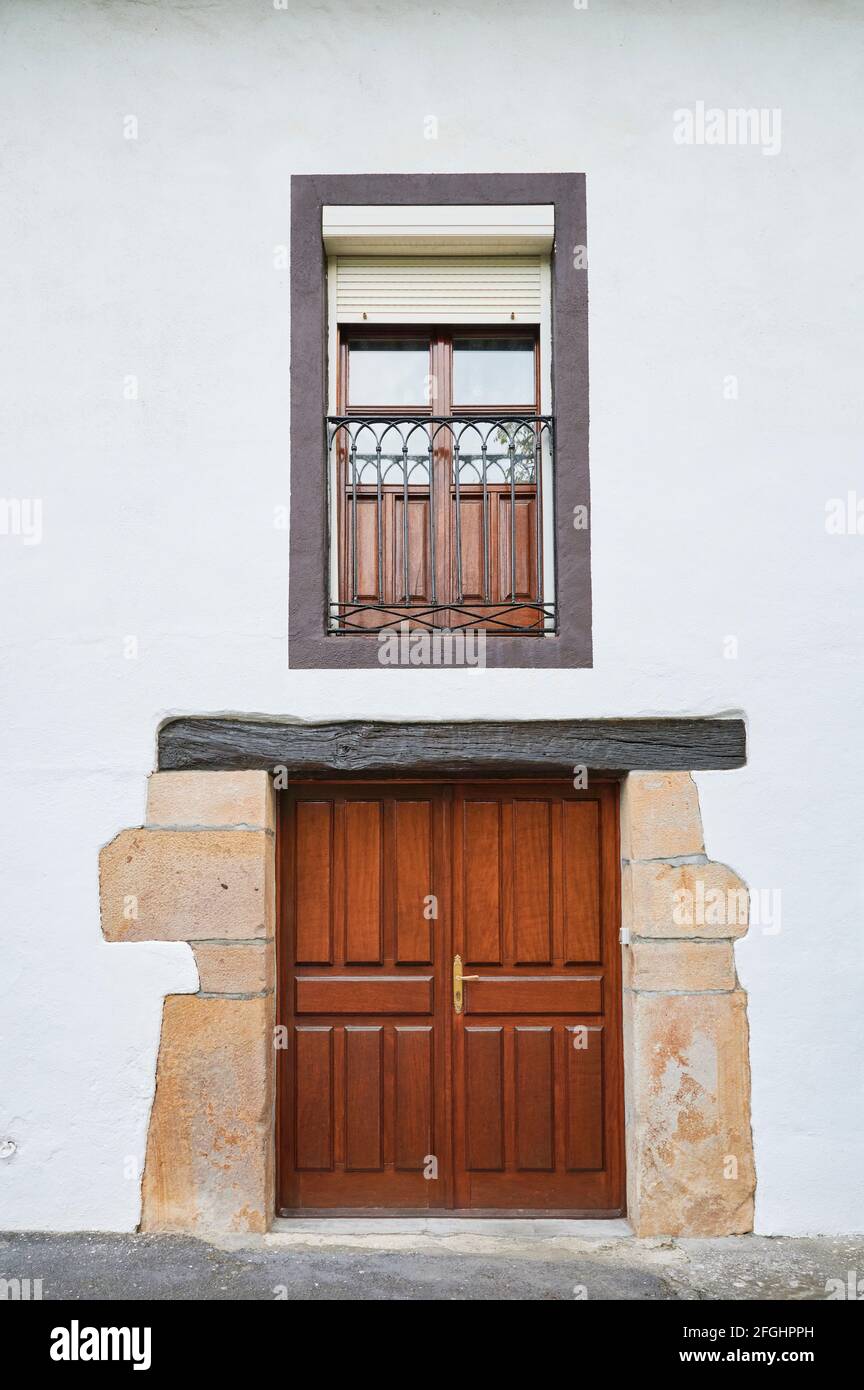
288 173 591 669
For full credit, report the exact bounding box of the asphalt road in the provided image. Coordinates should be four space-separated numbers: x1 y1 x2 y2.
2 1231 862 1301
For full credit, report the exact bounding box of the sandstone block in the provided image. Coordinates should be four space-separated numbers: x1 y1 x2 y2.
621 772 704 861
140 995 275 1234
624 989 755 1236
146 771 274 831
100 829 274 942
628 939 736 992
625 860 749 939
192 942 274 995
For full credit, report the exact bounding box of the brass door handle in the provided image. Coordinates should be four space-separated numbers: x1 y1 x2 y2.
453 955 480 1014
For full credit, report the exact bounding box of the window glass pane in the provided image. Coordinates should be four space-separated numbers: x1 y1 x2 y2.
452 337 535 406
347 339 429 407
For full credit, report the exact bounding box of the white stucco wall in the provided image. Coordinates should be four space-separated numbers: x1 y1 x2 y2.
1 0 862 1234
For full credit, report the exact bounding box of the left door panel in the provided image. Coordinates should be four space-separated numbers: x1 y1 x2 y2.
278 786 451 1210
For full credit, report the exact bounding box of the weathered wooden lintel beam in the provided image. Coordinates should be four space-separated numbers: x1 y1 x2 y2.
157 717 746 775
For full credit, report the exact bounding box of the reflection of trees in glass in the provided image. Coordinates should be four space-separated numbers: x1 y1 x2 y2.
453 420 541 484
493 421 539 483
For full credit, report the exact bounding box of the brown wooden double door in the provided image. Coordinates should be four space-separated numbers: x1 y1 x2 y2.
277 781 623 1214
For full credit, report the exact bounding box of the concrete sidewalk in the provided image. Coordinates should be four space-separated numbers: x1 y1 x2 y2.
2 1228 862 1300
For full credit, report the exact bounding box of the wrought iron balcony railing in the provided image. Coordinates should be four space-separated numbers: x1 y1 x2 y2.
327 415 556 634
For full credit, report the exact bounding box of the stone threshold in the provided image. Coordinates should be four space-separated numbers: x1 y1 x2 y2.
267 1217 633 1240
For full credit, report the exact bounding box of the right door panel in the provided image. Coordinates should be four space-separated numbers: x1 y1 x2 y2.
452 782 623 1212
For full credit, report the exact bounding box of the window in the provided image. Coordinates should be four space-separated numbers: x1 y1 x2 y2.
288 174 591 670
330 328 554 633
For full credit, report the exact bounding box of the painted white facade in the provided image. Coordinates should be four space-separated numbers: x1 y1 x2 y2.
1 0 862 1235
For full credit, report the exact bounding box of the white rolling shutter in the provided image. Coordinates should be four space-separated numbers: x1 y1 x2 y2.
333 255 544 325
